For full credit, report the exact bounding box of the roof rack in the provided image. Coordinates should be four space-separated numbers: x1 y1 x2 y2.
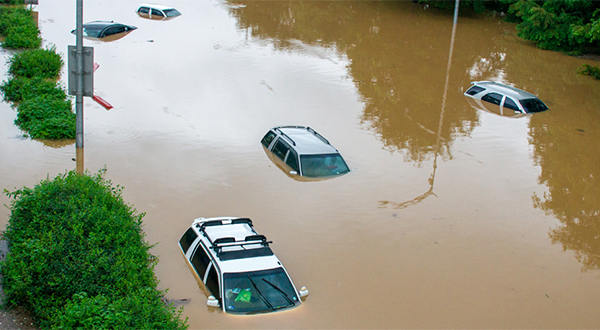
273 127 297 146
306 126 330 145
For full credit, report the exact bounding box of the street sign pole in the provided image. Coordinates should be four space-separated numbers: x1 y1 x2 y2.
75 0 83 149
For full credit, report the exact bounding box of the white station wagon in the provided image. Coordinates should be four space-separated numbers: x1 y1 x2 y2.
179 217 308 314
261 126 350 179
137 4 181 20
464 81 548 117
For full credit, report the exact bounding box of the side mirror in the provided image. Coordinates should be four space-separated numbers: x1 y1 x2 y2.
207 295 219 308
299 286 309 298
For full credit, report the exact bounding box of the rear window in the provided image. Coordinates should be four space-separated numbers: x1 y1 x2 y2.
261 131 276 148
520 98 548 113
180 228 198 254
466 85 486 96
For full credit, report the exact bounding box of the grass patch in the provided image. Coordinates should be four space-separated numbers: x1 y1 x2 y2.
1 170 188 329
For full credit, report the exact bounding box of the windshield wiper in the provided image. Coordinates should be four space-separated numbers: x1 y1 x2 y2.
247 275 273 311
262 278 294 306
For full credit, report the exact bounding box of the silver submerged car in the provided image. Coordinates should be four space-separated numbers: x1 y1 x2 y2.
261 126 350 180
464 81 548 117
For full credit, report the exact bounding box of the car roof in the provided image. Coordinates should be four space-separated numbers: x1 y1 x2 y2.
83 21 116 28
471 81 538 100
274 126 340 155
193 217 284 274
139 3 176 10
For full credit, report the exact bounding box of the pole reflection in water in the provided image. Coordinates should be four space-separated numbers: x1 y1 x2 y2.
379 0 459 209
76 147 84 174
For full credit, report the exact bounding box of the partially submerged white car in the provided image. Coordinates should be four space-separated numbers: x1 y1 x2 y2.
464 81 548 117
137 4 181 20
179 217 308 314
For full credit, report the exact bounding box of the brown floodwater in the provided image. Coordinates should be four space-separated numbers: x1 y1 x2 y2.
1 0 600 328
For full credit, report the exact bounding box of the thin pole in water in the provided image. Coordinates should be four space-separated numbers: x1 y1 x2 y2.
75 0 84 149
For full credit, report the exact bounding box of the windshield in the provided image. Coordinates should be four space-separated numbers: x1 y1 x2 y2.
223 268 299 314
519 98 548 113
163 9 181 17
81 26 104 38
300 154 350 177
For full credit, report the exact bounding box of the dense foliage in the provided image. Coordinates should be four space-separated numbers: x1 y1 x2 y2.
1 171 188 329
0 6 41 49
8 46 64 79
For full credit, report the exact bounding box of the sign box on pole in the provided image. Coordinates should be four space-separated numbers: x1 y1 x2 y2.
68 45 94 97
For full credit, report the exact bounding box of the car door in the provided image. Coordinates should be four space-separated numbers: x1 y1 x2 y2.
500 96 523 116
205 261 221 300
480 92 503 116
190 244 211 286
272 139 291 161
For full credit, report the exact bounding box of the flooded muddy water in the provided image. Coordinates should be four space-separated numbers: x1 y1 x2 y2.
1 0 600 328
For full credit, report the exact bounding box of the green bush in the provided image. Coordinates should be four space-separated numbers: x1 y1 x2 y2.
50 291 186 329
0 0 24 4
0 76 67 103
15 95 75 139
1 171 188 329
578 63 600 79
0 6 41 49
8 47 62 78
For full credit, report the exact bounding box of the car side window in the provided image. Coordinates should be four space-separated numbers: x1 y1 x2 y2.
261 131 276 148
481 92 503 106
151 9 165 17
179 228 198 254
273 140 290 161
205 263 220 299
191 244 211 279
503 97 519 111
139 7 149 14
286 149 299 172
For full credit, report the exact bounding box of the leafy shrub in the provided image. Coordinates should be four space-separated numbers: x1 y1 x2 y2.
50 291 186 329
8 46 63 79
0 76 67 103
578 63 600 79
0 0 24 4
1 171 188 329
15 95 75 139
0 6 40 49
3 22 41 49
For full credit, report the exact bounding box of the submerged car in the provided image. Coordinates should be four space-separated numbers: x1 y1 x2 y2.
137 4 181 20
261 126 350 179
71 21 137 39
179 217 308 314
464 81 548 117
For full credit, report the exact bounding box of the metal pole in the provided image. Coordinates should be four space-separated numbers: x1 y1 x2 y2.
75 0 84 148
